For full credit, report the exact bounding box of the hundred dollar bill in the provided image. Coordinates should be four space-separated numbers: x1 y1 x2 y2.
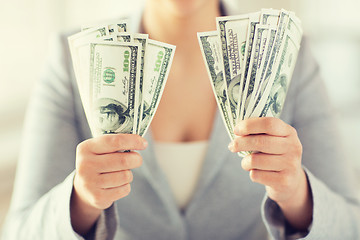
98 36 116 41
237 12 260 120
133 34 149 131
113 33 149 130
116 33 132 42
197 31 234 140
68 26 110 116
138 39 175 136
260 8 280 25
250 12 303 117
241 25 270 119
246 26 277 116
217 14 250 125
89 42 141 137
287 13 303 44
252 30 300 118
82 19 128 34
249 10 289 114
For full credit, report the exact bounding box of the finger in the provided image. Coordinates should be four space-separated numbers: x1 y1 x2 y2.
249 169 283 188
102 183 132 202
241 153 285 172
234 117 294 137
230 135 288 154
97 170 133 189
95 151 143 173
85 134 148 154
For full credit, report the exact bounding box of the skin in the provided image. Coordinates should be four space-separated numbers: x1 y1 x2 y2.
229 117 313 230
71 134 147 235
70 0 313 235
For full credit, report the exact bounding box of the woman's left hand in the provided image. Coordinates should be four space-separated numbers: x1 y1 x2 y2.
228 117 313 230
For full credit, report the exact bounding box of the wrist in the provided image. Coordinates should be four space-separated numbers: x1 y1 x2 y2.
277 170 313 230
70 186 102 236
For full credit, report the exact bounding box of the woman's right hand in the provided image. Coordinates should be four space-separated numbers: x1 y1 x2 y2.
70 134 147 235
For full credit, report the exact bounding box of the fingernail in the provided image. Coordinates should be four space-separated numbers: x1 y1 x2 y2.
228 142 235 152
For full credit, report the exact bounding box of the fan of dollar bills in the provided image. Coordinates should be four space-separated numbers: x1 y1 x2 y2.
68 20 176 137
198 9 303 141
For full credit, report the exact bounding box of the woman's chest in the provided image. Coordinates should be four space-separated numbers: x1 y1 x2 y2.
150 74 217 142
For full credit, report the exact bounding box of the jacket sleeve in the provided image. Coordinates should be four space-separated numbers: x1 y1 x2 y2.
260 37 360 239
1 33 120 240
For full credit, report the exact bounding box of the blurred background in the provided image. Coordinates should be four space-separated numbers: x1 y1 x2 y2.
0 0 359 228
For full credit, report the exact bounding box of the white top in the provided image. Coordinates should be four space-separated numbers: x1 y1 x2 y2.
153 141 209 210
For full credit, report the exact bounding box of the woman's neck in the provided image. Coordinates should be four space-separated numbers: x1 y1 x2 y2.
142 0 221 48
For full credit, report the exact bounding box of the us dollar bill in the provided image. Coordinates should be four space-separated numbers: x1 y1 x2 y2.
247 26 277 116
260 8 280 25
240 24 269 119
68 26 110 116
89 42 141 137
237 13 260 120
138 39 175 136
133 34 149 131
250 12 302 117
82 19 128 34
217 14 250 125
197 31 235 140
249 10 289 114
116 33 132 42
252 30 300 117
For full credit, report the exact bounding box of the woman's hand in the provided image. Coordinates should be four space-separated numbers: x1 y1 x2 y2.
228 117 313 230
71 134 147 235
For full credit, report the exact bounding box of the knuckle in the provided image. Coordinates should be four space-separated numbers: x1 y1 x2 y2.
76 141 88 157
263 118 274 130
280 173 291 189
76 161 91 177
135 135 144 147
254 136 266 148
120 157 130 169
107 135 120 148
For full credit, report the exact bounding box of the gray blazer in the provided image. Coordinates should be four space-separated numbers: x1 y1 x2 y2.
2 4 360 240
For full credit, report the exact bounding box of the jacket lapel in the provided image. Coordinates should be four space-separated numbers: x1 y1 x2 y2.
139 110 233 215
184 110 233 213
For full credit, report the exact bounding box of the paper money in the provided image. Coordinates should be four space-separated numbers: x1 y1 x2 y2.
197 31 235 139
217 14 250 125
68 26 110 117
89 42 141 136
69 21 175 138
247 26 277 117
237 13 260 119
133 34 149 131
198 9 303 150
138 39 175 136
240 24 269 119
82 19 128 33
253 31 300 117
